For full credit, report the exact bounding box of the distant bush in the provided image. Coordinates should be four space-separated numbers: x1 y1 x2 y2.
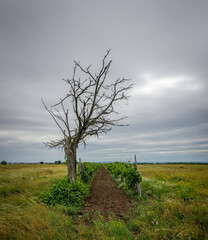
40 161 44 164
1 160 7 165
54 160 62 164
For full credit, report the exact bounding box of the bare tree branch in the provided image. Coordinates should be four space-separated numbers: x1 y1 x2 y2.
44 139 65 149
42 49 132 151
42 98 67 139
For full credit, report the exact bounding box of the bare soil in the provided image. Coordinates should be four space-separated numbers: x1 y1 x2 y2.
77 165 132 222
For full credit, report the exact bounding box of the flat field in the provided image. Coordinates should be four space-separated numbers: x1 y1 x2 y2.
135 164 208 239
0 163 207 240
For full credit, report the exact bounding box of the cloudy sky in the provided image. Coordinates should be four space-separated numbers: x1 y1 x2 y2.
1 0 208 163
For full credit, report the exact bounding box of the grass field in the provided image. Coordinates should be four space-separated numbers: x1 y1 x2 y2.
133 164 208 239
0 163 207 239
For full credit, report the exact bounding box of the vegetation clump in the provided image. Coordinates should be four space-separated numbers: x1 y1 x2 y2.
39 177 89 207
54 160 62 164
39 162 100 207
82 162 100 182
105 162 142 193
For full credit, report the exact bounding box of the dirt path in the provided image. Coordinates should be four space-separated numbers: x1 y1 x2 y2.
78 165 132 221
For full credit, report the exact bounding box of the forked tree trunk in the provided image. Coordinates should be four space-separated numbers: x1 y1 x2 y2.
64 141 77 183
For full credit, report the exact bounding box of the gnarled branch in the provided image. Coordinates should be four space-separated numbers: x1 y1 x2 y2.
42 49 133 149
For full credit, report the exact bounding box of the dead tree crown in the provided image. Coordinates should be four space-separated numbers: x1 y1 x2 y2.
42 50 133 149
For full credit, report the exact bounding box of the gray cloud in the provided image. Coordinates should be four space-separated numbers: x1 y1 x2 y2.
0 0 208 163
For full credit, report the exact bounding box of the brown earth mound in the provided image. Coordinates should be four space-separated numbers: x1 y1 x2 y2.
77 165 132 221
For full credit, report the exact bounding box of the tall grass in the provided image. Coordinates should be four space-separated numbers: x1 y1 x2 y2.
74 215 133 240
0 164 75 239
127 164 208 239
0 164 67 205
0 200 73 240
0 164 208 239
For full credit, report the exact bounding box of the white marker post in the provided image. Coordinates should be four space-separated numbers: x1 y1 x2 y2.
134 155 142 197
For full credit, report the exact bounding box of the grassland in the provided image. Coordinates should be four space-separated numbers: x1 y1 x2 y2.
132 164 208 239
0 164 73 240
0 163 208 240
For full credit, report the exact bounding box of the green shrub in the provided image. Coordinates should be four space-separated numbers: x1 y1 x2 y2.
81 162 100 182
105 162 142 191
124 168 142 189
1 160 7 165
39 177 89 207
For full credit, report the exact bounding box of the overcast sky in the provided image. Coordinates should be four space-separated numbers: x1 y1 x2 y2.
1 0 208 163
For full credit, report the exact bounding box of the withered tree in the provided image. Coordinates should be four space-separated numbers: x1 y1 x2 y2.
42 50 133 183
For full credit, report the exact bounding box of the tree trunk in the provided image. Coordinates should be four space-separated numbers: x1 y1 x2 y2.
64 141 77 183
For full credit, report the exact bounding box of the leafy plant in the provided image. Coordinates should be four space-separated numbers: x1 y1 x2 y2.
105 162 142 192
39 177 89 207
125 168 142 189
81 162 100 182
39 162 100 207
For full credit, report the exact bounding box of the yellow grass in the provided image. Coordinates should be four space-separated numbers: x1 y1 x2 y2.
0 164 72 240
0 164 67 204
138 164 208 197
137 164 208 180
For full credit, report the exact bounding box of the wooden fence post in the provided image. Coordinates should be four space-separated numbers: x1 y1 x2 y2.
134 155 137 171
79 158 83 180
134 155 142 197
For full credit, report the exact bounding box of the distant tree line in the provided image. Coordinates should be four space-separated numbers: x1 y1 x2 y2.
54 160 62 164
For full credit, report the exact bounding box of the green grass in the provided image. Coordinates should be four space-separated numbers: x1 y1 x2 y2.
74 216 133 240
0 163 208 239
0 164 75 239
130 164 208 239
